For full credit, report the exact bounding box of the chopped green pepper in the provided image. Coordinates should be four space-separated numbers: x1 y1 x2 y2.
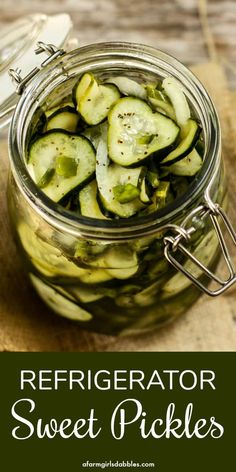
37 168 55 188
113 183 140 204
55 156 78 178
154 181 170 209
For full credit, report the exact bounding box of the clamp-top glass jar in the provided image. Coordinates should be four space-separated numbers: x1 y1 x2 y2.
7 41 236 336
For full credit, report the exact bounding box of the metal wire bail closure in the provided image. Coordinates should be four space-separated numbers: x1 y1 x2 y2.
9 41 65 95
164 198 236 297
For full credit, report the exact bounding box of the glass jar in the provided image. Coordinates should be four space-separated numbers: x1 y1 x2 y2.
7 42 233 336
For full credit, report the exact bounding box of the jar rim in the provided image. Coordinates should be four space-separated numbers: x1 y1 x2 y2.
9 41 221 240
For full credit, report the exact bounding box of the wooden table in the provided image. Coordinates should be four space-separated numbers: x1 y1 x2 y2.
0 0 236 351
0 0 236 88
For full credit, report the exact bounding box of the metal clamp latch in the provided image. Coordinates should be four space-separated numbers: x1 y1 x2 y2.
164 201 236 296
9 41 65 95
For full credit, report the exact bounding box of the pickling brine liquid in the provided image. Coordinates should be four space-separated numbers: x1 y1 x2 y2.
8 173 225 336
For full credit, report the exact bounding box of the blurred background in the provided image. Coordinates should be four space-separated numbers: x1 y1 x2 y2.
0 0 235 87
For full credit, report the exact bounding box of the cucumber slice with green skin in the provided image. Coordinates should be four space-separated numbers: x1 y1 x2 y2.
107 266 138 279
75 239 107 260
105 250 139 278
96 135 145 218
46 107 79 133
78 180 109 219
195 138 204 158
28 131 96 202
17 222 87 279
116 277 166 308
30 108 46 137
162 77 191 126
139 180 172 215
68 286 105 303
105 245 138 268
168 148 203 176
108 97 179 167
30 274 93 321
82 83 120 125
104 76 147 100
82 123 107 150
29 73 204 223
79 269 113 284
103 246 139 279
146 85 176 120
45 101 75 119
76 244 139 279
72 73 93 106
74 73 120 125
148 97 176 121
160 119 200 166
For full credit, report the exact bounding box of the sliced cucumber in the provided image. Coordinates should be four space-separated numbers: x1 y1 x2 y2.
148 96 176 120
17 222 86 279
81 83 120 125
73 73 93 106
29 73 203 222
30 274 92 321
30 108 46 136
74 73 120 125
108 97 179 166
82 123 107 150
168 148 203 176
45 101 75 119
76 244 139 280
104 245 138 275
107 266 138 279
46 106 79 133
146 85 176 120
96 135 145 218
78 180 109 219
75 239 107 260
162 77 190 126
196 138 204 158
160 119 200 166
105 76 147 100
28 131 96 202
133 280 163 306
80 269 113 284
68 286 105 303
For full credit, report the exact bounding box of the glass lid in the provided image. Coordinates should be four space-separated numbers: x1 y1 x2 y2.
0 13 72 129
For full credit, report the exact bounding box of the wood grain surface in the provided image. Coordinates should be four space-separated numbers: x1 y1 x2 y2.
0 0 235 87
0 1 236 352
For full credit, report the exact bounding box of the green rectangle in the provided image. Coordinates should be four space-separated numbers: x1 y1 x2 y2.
0 352 234 471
